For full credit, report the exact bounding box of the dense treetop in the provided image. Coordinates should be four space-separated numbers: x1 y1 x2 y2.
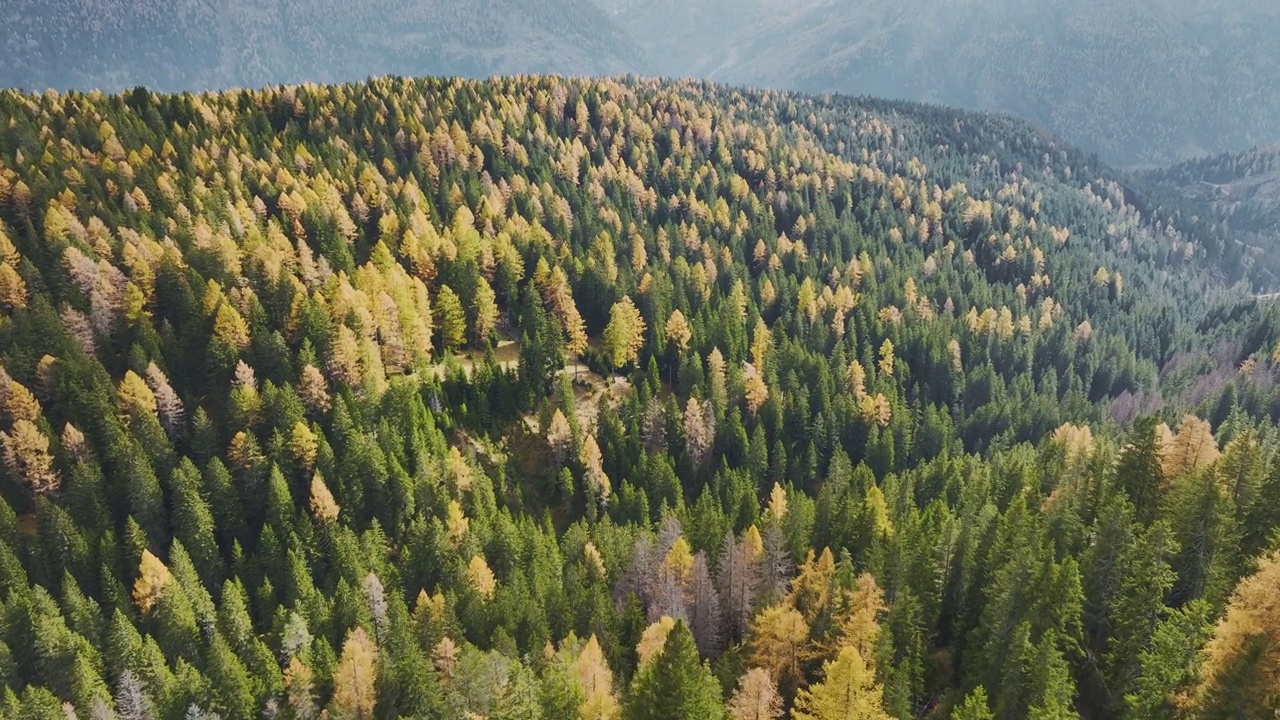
0 76 1278 719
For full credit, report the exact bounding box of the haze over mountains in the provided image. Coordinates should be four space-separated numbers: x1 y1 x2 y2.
1141 145 1280 288
0 0 642 92
607 0 1280 168
3 0 1279 166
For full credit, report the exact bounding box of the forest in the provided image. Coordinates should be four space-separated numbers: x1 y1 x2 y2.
0 76 1278 719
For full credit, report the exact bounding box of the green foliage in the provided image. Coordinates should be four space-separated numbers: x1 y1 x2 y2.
626 622 726 720
0 75 1275 719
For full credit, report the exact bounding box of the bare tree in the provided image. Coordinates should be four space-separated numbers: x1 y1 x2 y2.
114 670 153 720
687 552 723 656
717 530 762 642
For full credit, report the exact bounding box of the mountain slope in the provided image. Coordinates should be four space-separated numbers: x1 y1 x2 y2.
1137 146 1280 291
0 0 644 92
599 0 1280 167
8 0 1279 169
1 77 1278 718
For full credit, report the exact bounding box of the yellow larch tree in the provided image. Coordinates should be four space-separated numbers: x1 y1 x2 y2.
133 549 172 615
791 645 891 720
309 473 340 523
790 548 837 623
666 537 694 583
728 668 782 720
1 419 59 496
878 339 895 378
1193 551 1280 715
748 604 809 685
637 616 677 670
117 369 157 420
750 318 772 368
829 573 886 661
331 627 378 720
1051 422 1094 465
846 360 867 402
467 554 496 601
745 365 770 416
603 296 647 370
1160 414 1220 481
665 309 692 354
581 433 611 503
446 500 469 545
574 634 619 720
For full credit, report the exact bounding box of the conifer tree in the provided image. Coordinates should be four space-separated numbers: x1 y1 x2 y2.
792 645 891 720
604 297 647 370
626 622 725 720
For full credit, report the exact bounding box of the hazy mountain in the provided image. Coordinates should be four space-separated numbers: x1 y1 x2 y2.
599 0 1280 168
5 0 1279 168
0 0 643 93
1140 146 1280 290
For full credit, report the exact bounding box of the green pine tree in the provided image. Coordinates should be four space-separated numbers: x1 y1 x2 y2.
625 621 726 720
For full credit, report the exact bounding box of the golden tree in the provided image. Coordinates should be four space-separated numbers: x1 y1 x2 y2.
213 302 251 350
683 397 714 469
828 573 886 661
1160 414 1220 481
546 408 574 465
0 419 59 496
846 360 867 402
309 473 340 523
435 285 467 351
467 554 497 601
665 309 692 354
289 421 319 473
0 260 25 311
765 482 788 525
472 276 499 344
745 364 770 415
574 634 619 720
446 500 469 544
331 627 378 720
637 616 677 670
728 667 783 720
748 604 809 685
284 656 317 720
750 318 772 368
1193 551 1280 714
859 393 892 428
603 296 646 369
132 550 172 615
299 364 332 414
666 537 694 583
878 339 895 378
583 541 607 580
790 548 836 623
792 645 891 720
1051 422 1094 464
0 231 26 311
117 369 157 419
441 446 473 494
581 433 611 503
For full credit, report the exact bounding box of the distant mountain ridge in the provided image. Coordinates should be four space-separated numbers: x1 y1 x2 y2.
0 0 643 92
1139 146 1280 290
598 0 1280 168
3 0 1279 169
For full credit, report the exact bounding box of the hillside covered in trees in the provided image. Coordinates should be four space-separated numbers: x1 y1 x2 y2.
1137 146 1280 291
596 0 1280 168
8 1 1279 170
1 77 1279 719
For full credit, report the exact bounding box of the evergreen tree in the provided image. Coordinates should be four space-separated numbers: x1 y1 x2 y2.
626 622 726 720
